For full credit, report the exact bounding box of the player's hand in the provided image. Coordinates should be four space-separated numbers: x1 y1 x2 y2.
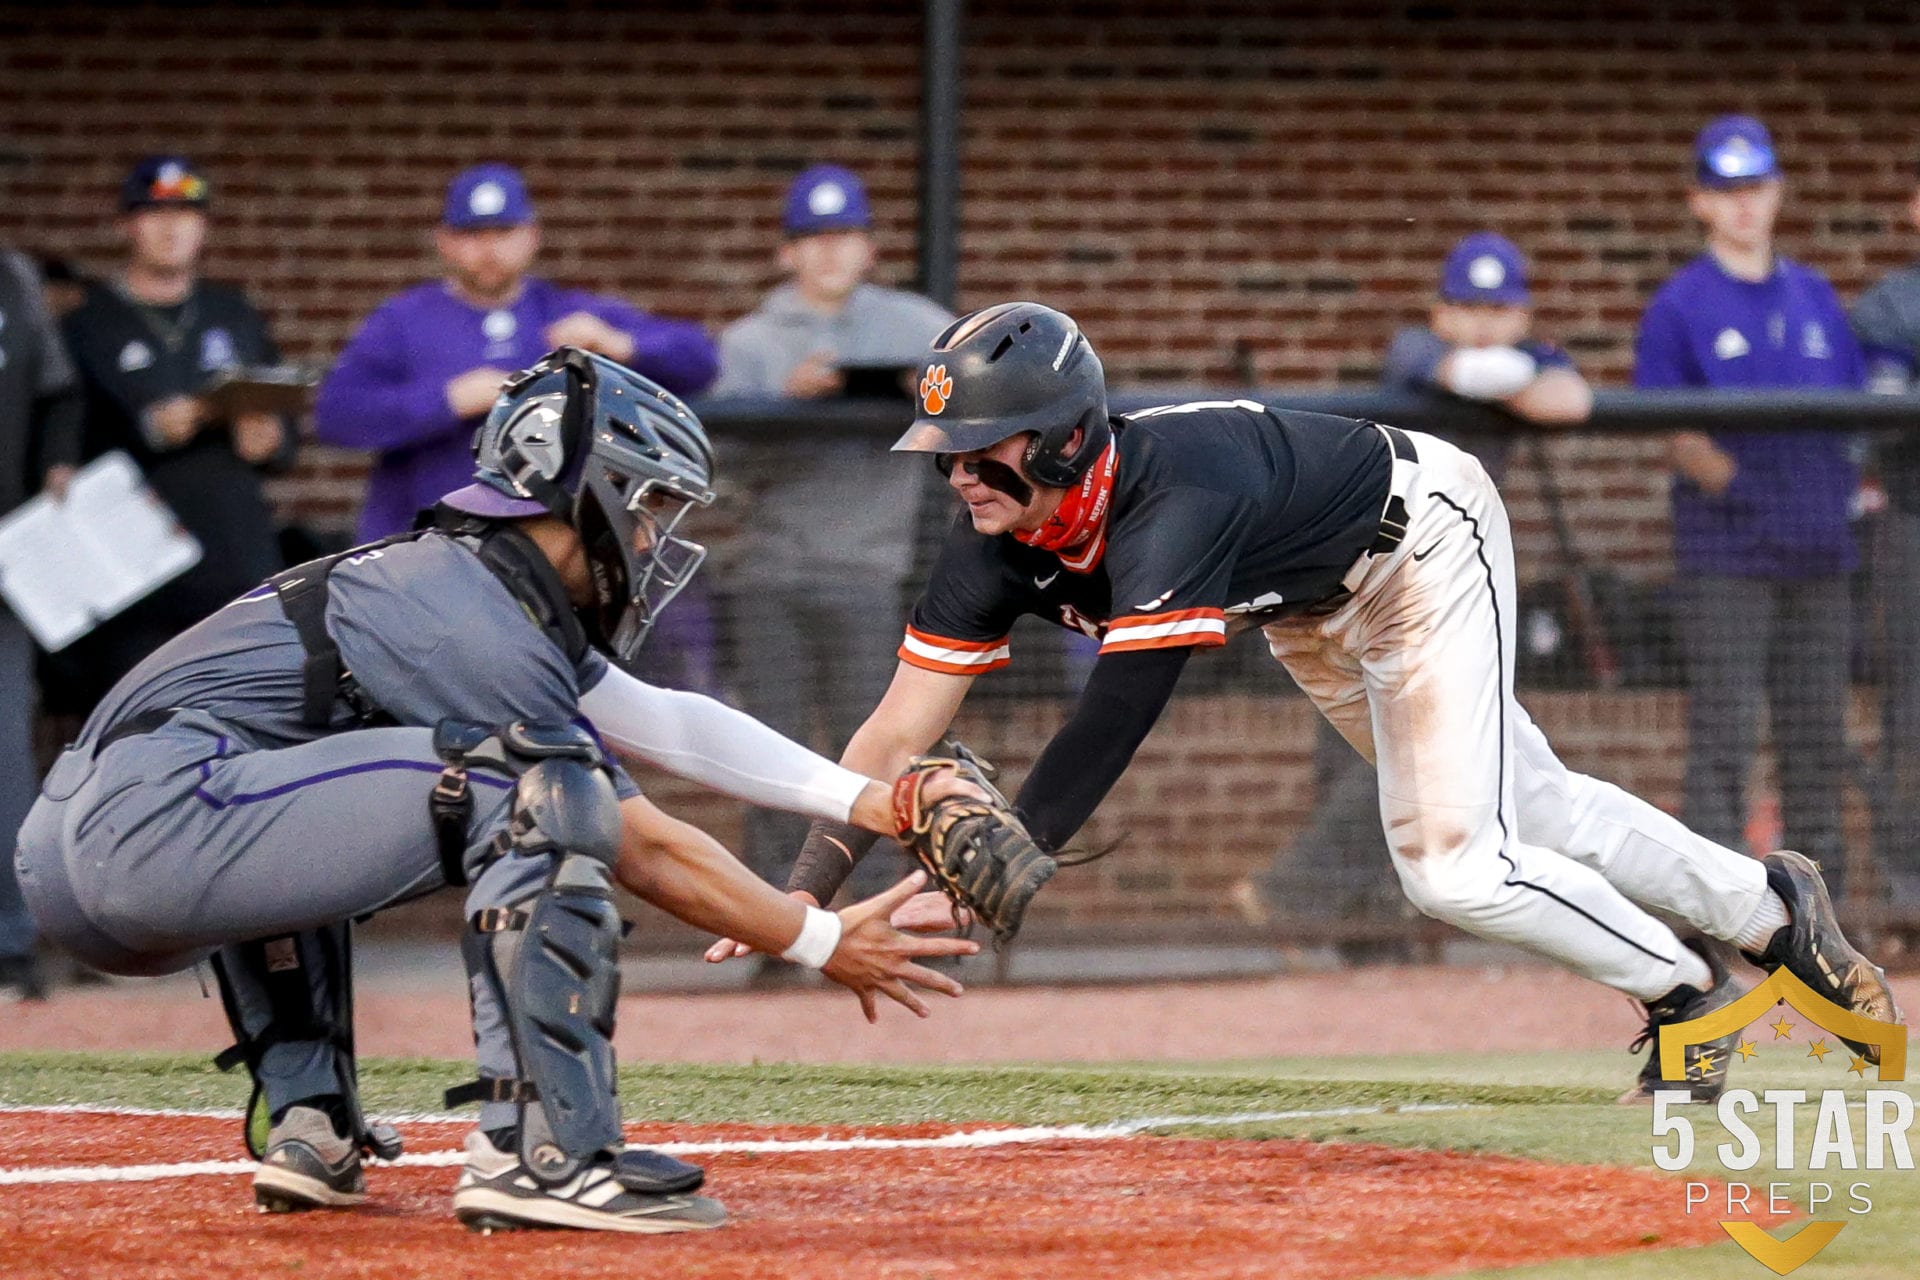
545 312 636 362
890 890 965 933
847 765 989 838
41 465 76 501
1669 431 1738 497
782 352 843 399
702 884 967 964
232 411 282 464
704 889 818 964
446 366 513 418
143 395 211 446
821 871 979 1023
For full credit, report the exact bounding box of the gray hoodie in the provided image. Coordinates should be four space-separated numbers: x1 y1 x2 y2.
715 282 953 585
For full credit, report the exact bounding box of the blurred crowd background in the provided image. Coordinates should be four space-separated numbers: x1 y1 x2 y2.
4 0 1920 997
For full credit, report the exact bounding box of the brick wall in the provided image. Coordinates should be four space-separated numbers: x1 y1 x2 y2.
3 1 1914 540
2 1 1908 929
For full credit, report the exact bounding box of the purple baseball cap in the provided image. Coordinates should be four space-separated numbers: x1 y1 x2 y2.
439 482 548 519
444 163 535 230
782 164 871 237
1695 115 1779 189
1439 232 1530 307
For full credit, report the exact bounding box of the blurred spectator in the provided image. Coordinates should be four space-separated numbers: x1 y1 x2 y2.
1634 116 1864 888
1849 159 1920 905
0 246 84 1000
56 155 297 714
1234 232 1590 945
712 164 953 896
314 163 717 541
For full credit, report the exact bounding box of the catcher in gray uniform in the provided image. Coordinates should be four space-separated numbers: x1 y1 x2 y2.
14 347 985 1234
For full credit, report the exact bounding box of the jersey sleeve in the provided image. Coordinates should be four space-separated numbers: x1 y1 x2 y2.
1851 280 1917 392
1633 293 1698 390
1802 273 1868 389
1380 327 1449 388
1521 338 1577 374
1097 485 1250 654
900 517 1027 675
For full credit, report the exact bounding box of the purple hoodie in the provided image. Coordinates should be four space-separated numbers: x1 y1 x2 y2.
315 278 717 539
1634 253 1865 578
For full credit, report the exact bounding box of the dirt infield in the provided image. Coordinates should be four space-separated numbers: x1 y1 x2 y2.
0 1110 1776 1280
17 964 1917 1064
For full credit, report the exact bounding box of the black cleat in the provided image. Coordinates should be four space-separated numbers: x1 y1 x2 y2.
1618 939 1750 1105
453 1130 726 1234
0 954 49 1002
253 1105 367 1211
1754 851 1902 1064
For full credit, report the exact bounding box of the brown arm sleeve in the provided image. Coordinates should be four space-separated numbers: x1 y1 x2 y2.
786 819 884 905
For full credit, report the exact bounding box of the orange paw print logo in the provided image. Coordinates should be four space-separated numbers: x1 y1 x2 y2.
919 364 954 416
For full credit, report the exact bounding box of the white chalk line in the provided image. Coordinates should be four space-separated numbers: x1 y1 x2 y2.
0 1102 1475 1186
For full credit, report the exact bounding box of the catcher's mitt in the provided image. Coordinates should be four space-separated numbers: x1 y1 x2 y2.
891 743 1057 941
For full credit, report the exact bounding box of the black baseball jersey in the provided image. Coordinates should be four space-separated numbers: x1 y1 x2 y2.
901 400 1392 674
62 279 295 625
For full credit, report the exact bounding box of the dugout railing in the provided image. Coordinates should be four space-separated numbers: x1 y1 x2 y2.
662 389 1920 967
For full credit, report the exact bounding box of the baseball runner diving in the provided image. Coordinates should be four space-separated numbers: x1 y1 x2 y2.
709 300 1902 1104
10 347 1028 1234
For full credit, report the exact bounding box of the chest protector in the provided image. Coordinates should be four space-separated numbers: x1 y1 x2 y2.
265 507 588 729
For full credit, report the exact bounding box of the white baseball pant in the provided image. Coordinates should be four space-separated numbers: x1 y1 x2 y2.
1262 430 1771 1001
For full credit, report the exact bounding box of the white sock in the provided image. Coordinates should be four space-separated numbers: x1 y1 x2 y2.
1670 946 1713 993
1734 888 1791 955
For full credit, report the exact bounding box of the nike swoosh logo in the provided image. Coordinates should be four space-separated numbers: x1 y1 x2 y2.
1410 539 1444 561
1134 590 1175 611
824 835 855 864
1035 572 1059 589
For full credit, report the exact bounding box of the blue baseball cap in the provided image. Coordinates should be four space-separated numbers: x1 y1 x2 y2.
1695 115 1779 189
444 163 535 230
1438 232 1530 307
782 164 871 237
120 155 209 211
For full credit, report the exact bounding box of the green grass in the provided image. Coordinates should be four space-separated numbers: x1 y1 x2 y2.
3 1049 1916 1279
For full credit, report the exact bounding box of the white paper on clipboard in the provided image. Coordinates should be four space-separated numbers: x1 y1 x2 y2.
0 452 202 651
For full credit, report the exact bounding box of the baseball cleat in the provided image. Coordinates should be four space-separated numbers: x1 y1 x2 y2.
253 1105 367 1211
1618 939 1750 1106
1754 850 1902 1064
452 1129 727 1234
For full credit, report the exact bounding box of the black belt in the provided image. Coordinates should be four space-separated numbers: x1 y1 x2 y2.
1368 425 1418 556
92 707 185 757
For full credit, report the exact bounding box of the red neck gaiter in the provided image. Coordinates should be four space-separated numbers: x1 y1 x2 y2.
1012 440 1119 573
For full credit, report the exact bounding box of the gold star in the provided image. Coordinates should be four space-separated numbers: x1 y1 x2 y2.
1694 1050 1722 1077
1807 1039 1832 1063
1735 1039 1759 1062
1849 1055 1871 1077
1770 1016 1796 1040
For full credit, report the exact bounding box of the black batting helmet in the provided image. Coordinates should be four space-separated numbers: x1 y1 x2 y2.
893 302 1110 488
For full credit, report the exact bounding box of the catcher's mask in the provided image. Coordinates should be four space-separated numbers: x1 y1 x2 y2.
448 347 716 663
893 301 1111 490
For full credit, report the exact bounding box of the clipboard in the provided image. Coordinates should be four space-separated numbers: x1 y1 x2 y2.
201 364 318 418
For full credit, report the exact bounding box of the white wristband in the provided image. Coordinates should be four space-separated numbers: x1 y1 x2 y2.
779 905 843 970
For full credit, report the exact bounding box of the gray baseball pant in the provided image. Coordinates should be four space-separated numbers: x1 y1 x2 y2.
15 710 553 1133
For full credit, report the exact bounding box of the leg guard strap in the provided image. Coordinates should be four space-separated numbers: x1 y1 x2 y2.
208 926 402 1162
445 1076 540 1107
